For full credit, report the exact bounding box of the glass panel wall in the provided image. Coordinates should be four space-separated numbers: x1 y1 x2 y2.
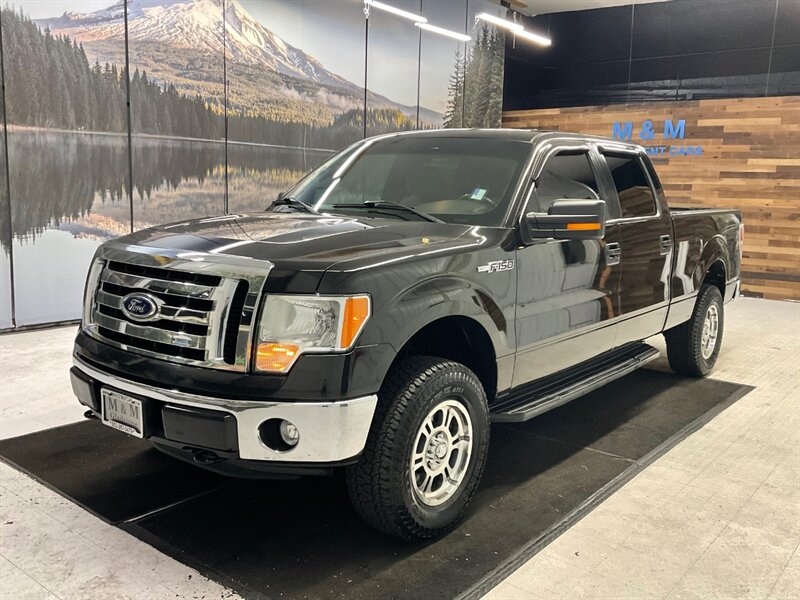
0 115 11 329
0 0 479 328
421 0 468 129
2 1 129 325
463 0 507 128
128 0 226 229
225 0 356 213
365 0 421 136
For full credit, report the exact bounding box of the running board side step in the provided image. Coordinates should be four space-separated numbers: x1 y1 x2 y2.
491 343 660 423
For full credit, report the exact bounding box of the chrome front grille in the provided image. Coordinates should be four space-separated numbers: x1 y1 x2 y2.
84 244 272 372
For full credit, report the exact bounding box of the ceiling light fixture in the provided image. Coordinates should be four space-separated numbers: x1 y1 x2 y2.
476 11 552 47
514 29 552 46
475 12 523 32
364 0 427 23
416 22 472 42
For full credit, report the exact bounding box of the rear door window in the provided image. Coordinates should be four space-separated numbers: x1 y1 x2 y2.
603 153 657 218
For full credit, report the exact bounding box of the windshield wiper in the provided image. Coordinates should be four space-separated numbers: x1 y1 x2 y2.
331 200 443 223
269 196 318 214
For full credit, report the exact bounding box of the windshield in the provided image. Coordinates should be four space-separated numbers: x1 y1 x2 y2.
285 136 530 226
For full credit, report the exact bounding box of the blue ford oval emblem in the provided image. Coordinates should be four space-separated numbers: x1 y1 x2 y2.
121 293 159 322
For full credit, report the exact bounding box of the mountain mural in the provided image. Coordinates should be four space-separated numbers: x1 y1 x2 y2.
36 0 441 127
1 0 507 329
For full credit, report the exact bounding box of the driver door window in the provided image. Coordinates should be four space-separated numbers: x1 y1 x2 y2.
534 151 600 213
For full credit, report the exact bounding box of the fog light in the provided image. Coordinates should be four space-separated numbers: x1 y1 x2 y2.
279 420 300 447
258 418 299 452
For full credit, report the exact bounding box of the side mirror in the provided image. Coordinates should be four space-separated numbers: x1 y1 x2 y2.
522 199 607 242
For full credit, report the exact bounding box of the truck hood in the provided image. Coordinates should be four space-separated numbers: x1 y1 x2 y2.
122 212 474 271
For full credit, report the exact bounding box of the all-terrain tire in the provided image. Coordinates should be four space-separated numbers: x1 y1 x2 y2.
664 284 724 377
345 356 490 541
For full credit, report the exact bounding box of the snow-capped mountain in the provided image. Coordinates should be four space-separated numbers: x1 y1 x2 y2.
38 0 353 89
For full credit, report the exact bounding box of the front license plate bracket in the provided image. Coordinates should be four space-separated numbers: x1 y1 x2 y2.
101 388 145 439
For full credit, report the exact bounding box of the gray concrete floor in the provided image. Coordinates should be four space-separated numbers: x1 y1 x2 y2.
489 297 800 600
0 297 798 599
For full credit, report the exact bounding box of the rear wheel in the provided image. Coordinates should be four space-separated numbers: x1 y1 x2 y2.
346 356 490 541
665 284 724 377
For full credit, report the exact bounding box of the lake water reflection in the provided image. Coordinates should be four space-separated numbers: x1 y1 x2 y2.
1 129 332 326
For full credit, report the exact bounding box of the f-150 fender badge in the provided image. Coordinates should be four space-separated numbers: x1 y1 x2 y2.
477 259 515 273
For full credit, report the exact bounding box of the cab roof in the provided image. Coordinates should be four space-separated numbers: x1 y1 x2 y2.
392 128 644 152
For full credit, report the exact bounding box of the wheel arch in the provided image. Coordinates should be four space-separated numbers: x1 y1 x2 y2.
387 315 499 404
693 235 729 297
356 272 512 403
703 259 726 297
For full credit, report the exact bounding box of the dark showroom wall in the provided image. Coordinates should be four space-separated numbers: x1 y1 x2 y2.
0 0 509 330
503 0 800 301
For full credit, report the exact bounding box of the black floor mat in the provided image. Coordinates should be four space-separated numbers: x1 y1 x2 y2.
0 369 751 600
0 419 228 523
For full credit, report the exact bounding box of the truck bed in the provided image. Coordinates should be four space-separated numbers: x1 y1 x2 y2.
670 207 742 297
670 206 743 220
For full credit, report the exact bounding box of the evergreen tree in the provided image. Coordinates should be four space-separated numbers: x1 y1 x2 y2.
0 6 423 150
486 30 506 127
445 24 506 129
443 48 465 129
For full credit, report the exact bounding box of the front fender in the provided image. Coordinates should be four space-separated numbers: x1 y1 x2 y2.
355 273 515 397
317 231 518 394
381 275 513 357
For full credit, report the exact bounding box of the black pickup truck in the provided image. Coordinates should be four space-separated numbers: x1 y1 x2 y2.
71 130 742 540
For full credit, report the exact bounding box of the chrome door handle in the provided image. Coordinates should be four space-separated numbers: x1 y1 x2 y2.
605 242 621 266
659 235 672 255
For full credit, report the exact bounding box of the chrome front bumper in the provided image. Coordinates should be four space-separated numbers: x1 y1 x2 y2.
74 357 378 463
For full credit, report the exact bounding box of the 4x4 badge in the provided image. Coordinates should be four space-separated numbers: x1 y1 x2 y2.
477 259 515 273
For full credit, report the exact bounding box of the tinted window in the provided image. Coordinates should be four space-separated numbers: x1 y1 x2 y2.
288 143 361 206
604 153 657 218
301 137 530 227
534 151 600 212
642 156 667 205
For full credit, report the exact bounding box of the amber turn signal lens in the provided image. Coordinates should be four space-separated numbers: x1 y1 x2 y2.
256 342 300 373
341 296 370 348
566 222 602 231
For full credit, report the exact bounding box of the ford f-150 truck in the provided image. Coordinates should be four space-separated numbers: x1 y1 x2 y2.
71 130 742 540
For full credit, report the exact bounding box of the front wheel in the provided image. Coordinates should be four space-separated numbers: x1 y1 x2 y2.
346 356 490 541
665 284 724 377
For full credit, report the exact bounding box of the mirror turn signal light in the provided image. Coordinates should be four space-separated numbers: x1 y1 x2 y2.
256 342 300 373
566 222 602 231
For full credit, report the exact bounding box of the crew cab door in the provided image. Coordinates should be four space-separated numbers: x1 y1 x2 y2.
512 144 621 386
597 148 673 344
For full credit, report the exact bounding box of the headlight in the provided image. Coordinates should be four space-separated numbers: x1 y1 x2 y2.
254 294 371 373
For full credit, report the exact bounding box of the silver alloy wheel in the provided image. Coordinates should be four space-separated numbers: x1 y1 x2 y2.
410 399 473 507
701 303 719 360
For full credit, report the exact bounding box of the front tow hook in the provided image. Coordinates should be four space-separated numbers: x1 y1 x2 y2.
193 450 223 465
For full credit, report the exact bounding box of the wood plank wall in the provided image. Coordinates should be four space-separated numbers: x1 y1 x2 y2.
503 96 800 300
